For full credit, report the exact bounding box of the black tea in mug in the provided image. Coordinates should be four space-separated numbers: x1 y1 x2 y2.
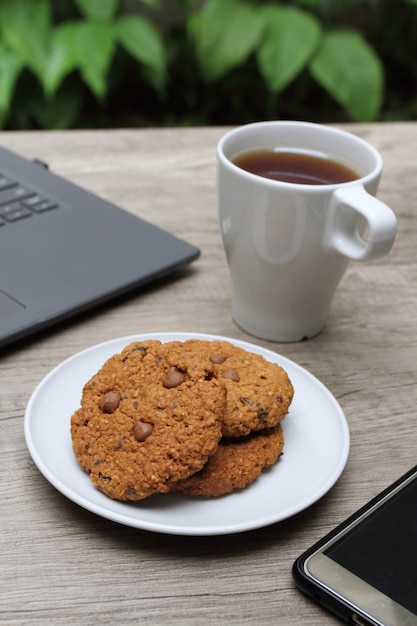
232 148 360 185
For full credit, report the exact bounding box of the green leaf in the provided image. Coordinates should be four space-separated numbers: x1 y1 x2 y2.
42 23 80 97
290 0 324 7
72 0 119 20
72 21 116 99
0 43 23 126
0 0 51 78
310 30 383 121
132 0 162 7
293 0 363 7
116 15 166 93
192 0 264 81
30 87 82 130
257 6 321 92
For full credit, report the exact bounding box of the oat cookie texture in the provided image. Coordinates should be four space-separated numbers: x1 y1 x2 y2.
163 339 294 437
70 338 294 500
171 424 285 497
71 340 225 500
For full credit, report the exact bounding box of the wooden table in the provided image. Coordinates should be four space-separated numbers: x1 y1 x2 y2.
1 124 416 625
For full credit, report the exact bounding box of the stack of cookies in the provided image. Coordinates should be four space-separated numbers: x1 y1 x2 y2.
70 339 294 500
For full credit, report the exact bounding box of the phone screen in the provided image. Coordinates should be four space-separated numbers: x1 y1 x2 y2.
296 467 417 626
324 478 417 614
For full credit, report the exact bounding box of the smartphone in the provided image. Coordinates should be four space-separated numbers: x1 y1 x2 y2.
293 465 417 626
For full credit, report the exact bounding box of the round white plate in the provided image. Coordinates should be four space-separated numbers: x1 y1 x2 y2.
24 332 349 536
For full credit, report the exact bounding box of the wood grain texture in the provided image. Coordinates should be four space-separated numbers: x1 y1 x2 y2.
1 124 416 625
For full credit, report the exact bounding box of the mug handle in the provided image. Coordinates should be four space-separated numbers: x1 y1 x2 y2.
323 184 397 261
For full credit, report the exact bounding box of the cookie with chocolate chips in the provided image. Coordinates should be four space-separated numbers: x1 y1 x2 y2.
163 339 294 437
70 340 225 500
171 423 285 497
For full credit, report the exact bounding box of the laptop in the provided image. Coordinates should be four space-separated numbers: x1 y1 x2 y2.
0 144 200 349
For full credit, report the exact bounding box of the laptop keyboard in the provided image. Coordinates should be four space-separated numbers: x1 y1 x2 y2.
0 173 58 226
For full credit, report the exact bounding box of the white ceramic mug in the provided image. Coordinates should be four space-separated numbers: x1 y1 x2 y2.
217 121 397 342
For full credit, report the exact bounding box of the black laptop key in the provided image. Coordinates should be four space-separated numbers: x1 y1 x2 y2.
0 176 60 224
0 184 34 205
23 194 45 207
27 199 58 213
0 202 32 222
0 175 16 190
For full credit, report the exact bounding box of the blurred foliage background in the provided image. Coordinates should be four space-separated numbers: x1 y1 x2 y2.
0 0 416 129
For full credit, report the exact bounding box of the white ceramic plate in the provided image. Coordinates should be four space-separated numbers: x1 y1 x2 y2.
24 332 349 536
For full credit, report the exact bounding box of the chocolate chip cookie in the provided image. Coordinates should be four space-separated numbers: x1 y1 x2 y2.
70 340 225 500
171 424 285 497
162 339 294 437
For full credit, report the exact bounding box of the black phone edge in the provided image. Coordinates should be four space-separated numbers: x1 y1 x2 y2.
292 463 417 625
